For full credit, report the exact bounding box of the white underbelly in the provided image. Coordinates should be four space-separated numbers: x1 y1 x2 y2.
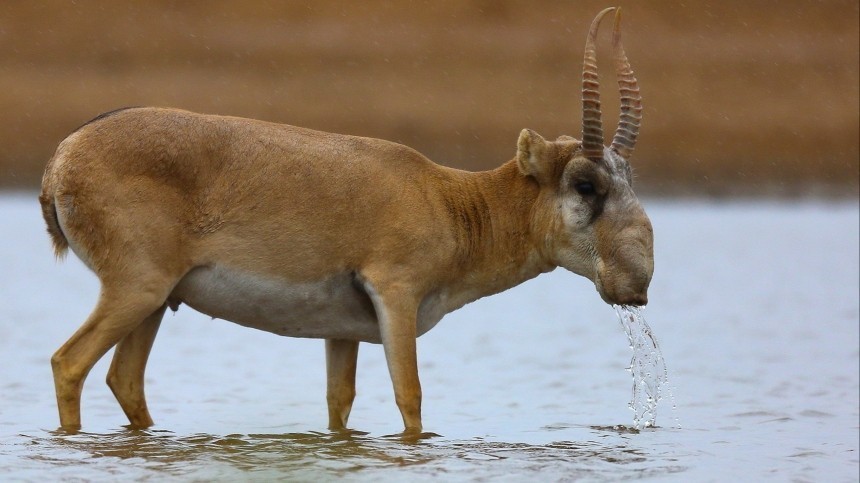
169 266 449 343
171 266 384 342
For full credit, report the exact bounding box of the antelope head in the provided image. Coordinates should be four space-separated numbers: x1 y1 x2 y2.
517 7 653 306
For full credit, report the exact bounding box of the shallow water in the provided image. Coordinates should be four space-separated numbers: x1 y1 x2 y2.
1 195 858 481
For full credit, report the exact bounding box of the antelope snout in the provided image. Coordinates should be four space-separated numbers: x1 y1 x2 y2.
604 285 649 306
596 229 654 307
596 266 651 306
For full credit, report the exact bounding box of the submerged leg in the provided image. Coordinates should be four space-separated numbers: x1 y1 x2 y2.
325 338 360 430
51 285 168 431
106 303 167 428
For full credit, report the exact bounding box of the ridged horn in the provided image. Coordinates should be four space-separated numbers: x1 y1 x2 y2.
610 8 642 159
581 7 615 162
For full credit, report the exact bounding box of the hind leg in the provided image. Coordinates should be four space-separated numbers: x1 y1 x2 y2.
106 303 167 428
326 339 359 430
51 282 170 431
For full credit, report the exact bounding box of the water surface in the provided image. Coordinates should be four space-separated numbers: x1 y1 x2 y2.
1 195 857 481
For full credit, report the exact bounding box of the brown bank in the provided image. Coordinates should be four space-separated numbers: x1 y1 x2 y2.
1 0 857 196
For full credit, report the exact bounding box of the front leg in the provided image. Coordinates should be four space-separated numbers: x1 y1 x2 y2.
362 278 423 434
325 338 359 430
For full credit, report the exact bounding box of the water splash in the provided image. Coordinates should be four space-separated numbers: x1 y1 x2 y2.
613 305 678 430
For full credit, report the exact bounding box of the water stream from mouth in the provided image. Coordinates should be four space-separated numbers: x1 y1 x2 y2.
614 305 678 430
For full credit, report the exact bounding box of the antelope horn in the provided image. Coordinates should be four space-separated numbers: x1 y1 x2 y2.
581 7 615 162
610 8 642 159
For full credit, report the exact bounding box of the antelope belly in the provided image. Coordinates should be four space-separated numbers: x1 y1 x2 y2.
170 266 382 342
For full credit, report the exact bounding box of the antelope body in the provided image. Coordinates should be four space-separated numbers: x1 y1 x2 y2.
40 7 653 434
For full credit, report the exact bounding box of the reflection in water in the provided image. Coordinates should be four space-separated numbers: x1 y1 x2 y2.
22 428 685 480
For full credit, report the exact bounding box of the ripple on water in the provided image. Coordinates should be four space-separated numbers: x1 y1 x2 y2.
3 428 691 481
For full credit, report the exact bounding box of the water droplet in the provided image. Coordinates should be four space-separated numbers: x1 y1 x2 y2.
613 304 680 430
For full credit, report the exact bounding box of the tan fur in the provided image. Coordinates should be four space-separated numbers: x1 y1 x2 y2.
40 9 653 435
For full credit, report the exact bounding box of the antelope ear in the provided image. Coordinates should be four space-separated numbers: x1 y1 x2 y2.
516 129 551 182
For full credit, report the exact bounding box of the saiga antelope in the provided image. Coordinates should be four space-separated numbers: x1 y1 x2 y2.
40 7 653 435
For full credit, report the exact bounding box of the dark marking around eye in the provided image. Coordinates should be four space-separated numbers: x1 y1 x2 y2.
574 181 596 196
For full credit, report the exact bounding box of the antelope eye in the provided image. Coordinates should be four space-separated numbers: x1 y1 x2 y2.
574 181 596 196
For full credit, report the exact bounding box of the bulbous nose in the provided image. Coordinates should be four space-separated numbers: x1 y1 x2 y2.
596 268 650 306
617 290 648 307
595 224 653 306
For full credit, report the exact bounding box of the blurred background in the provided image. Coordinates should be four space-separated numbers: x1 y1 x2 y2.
1 0 857 197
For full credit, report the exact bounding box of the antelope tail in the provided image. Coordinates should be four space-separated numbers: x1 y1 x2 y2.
39 158 69 260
